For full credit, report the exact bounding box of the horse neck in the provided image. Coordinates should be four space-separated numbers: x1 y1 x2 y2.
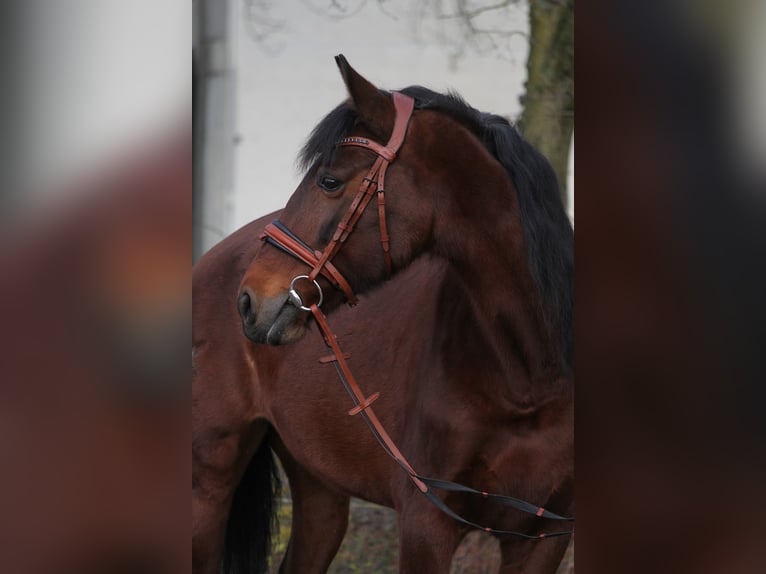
431 160 565 392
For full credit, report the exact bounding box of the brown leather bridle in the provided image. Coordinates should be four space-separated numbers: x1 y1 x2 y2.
257 92 573 539
260 91 415 309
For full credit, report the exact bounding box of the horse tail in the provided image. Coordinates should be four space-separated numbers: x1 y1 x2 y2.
221 438 282 574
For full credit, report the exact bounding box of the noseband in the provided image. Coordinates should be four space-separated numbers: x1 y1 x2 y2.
259 91 415 309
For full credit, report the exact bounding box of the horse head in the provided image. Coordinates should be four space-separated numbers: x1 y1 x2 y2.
237 56 443 344
237 55 572 360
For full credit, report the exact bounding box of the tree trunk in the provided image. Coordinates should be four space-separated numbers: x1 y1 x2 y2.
519 0 574 205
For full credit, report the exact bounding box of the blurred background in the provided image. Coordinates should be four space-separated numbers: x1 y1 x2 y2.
1 2 190 572
5 1 188 218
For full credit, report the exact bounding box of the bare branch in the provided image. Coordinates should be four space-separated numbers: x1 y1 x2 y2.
299 0 370 21
375 0 400 21
438 0 517 20
242 0 287 53
424 0 525 65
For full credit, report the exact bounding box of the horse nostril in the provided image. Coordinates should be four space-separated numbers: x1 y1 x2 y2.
238 290 255 324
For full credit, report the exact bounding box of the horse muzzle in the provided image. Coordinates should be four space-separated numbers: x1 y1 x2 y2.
237 287 308 345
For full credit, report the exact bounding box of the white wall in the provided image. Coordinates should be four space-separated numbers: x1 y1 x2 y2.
195 0 238 256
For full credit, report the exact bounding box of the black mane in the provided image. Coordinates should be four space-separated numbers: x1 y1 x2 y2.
299 87 574 367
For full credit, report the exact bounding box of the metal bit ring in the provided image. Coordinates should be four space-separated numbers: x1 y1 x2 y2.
288 275 324 311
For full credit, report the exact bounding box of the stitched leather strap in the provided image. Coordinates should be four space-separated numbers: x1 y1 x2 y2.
336 92 414 158
336 92 414 275
310 303 574 540
260 222 358 306
310 303 428 491
307 156 385 283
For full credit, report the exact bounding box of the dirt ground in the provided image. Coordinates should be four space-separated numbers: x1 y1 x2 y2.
268 497 574 573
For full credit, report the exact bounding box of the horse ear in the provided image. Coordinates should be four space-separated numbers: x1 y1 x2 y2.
335 54 395 140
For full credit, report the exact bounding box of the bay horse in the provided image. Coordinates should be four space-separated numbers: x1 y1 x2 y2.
192 56 573 573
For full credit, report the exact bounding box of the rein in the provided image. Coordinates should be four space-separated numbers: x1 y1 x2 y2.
260 92 573 539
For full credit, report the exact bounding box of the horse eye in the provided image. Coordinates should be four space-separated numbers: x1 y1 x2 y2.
317 174 344 193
